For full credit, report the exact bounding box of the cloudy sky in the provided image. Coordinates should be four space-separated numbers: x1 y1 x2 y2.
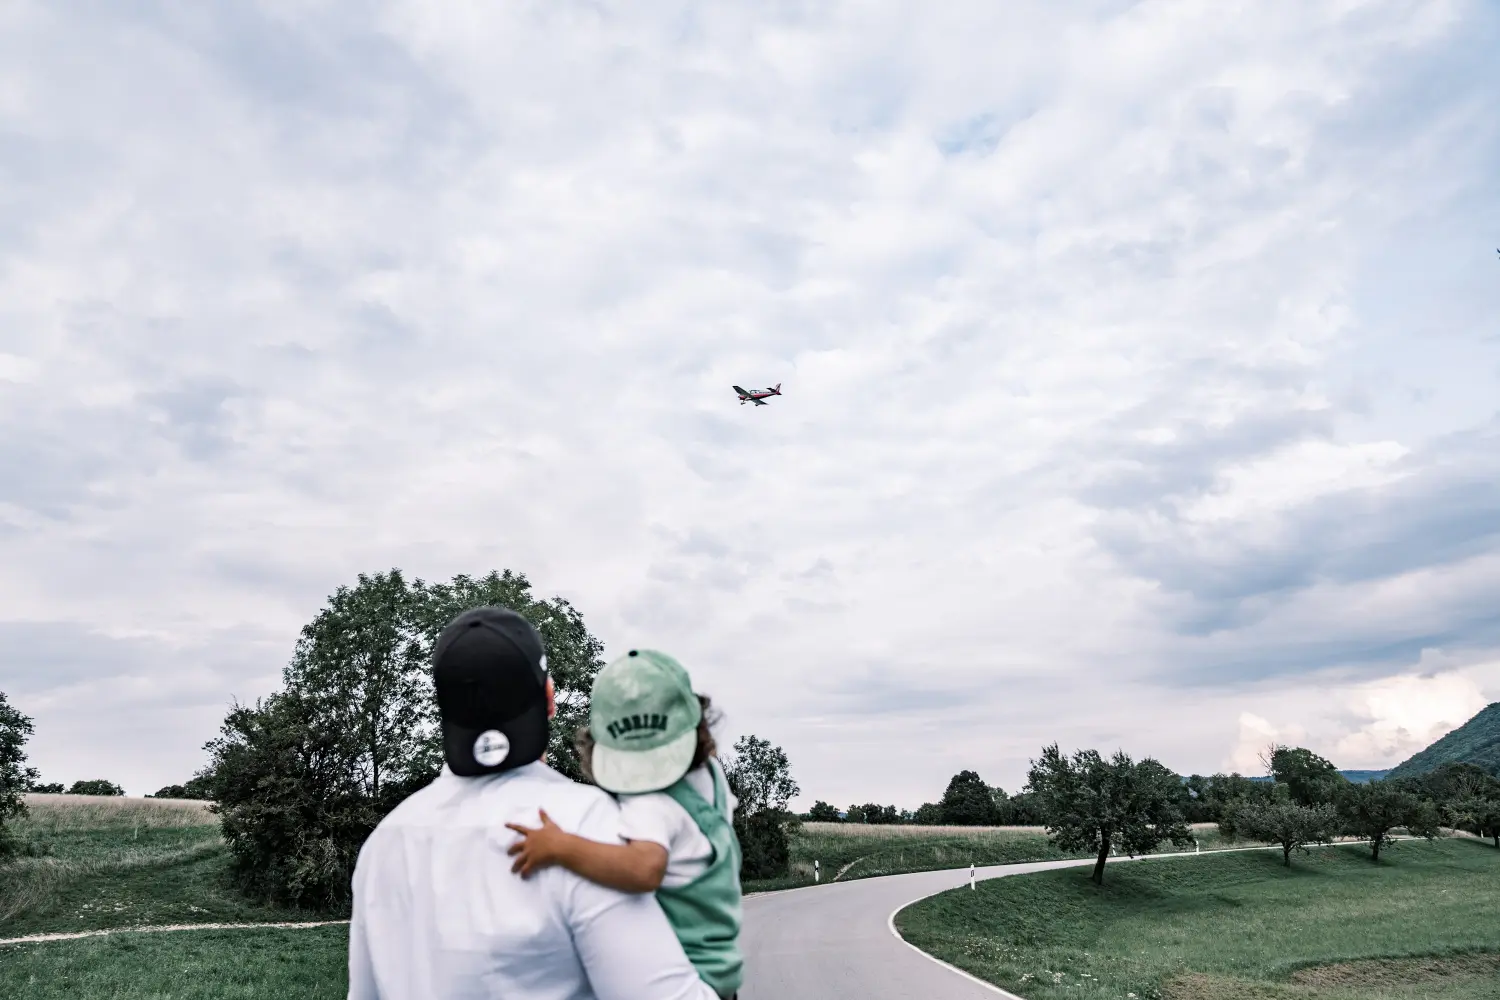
2 0 1498 806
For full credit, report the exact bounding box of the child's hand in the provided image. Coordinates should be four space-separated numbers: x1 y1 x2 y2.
505 809 569 878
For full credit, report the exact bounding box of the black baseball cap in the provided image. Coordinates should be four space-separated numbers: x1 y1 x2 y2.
433 606 550 776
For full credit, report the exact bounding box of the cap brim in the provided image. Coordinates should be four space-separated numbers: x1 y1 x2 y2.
591 728 698 794
442 701 549 777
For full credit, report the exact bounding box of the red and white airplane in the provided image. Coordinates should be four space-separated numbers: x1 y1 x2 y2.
733 383 782 405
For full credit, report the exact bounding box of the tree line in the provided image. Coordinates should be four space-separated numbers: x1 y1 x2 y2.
801 743 1500 885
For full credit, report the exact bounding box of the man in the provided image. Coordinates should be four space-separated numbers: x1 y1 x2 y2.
348 606 722 1000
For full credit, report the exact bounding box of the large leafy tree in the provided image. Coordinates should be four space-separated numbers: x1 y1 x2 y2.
209 567 606 912
418 571 604 779
1263 745 1348 806
282 570 435 800
0 692 39 857
939 770 1000 826
1026 744 1194 885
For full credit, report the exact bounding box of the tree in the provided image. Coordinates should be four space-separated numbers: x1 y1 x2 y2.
912 802 942 825
805 800 840 822
939 770 1000 826
0 692 39 857
723 735 800 880
723 735 799 815
282 570 437 802
209 566 606 911
67 779 124 796
1026 745 1194 885
27 781 63 794
208 691 396 911
149 769 216 800
1263 745 1348 806
416 571 604 780
1221 797 1338 866
1340 780 1436 861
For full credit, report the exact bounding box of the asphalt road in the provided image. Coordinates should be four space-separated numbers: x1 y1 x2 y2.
740 857 1097 1000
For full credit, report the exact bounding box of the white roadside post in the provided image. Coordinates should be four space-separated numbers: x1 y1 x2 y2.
969 863 975 890
814 860 820 883
1195 839 1200 854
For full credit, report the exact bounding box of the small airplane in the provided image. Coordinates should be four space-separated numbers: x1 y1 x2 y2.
733 383 782 405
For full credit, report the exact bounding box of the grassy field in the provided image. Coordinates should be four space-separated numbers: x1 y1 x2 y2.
896 837 1500 1000
0 925 350 999
744 822 1236 892
0 795 311 939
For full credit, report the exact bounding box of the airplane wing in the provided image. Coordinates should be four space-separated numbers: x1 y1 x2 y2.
751 396 769 405
732 385 750 397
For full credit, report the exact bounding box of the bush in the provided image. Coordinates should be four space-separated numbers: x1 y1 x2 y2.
66 779 125 796
27 782 64 794
735 810 792 879
208 692 433 913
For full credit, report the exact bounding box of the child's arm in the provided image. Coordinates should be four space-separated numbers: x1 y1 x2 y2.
506 809 668 894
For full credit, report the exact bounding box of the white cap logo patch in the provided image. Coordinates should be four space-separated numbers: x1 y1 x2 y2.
473 730 511 767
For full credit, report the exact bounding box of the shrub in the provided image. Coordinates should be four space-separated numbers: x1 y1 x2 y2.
735 810 792 879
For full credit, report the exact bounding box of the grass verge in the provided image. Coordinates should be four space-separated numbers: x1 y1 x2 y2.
0 925 350 999
895 837 1500 1000
1 796 314 938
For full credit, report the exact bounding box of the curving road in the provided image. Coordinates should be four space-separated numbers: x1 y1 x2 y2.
740 858 1098 1000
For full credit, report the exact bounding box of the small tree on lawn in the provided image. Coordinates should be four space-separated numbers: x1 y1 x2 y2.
1222 797 1339 866
0 692 39 857
1026 744 1194 885
1340 780 1437 861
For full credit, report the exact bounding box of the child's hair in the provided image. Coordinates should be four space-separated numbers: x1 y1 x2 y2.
575 693 719 786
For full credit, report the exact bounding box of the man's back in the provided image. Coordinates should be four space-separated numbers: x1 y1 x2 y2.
348 762 720 1000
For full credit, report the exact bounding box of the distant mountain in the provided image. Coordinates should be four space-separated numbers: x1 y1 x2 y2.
1247 770 1388 784
1387 703 1500 780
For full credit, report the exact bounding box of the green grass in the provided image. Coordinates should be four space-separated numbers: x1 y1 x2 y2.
743 822 1236 893
896 837 1500 1000
0 926 350 999
1 795 314 938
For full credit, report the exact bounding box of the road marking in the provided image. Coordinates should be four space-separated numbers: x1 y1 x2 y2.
0 920 349 947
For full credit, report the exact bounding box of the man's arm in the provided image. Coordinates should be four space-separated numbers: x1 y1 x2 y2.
570 888 721 1000
563 798 720 1000
347 845 379 1000
507 809 668 893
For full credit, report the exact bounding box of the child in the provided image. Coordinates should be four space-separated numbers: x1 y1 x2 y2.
507 648 744 1000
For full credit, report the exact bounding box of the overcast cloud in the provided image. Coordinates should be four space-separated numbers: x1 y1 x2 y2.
2 0 1498 805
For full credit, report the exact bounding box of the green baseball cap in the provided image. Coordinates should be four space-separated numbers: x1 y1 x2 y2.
589 649 702 793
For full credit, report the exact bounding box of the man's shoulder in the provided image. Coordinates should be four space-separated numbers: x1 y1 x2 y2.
380 763 619 834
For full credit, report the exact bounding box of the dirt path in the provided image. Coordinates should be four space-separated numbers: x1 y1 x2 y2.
0 920 349 947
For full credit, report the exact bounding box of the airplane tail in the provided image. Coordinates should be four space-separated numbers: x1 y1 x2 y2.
773 383 782 394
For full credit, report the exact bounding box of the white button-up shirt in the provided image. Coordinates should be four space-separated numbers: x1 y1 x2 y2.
348 762 722 1000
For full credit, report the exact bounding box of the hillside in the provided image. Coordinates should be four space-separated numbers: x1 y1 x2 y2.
1387 702 1500 780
